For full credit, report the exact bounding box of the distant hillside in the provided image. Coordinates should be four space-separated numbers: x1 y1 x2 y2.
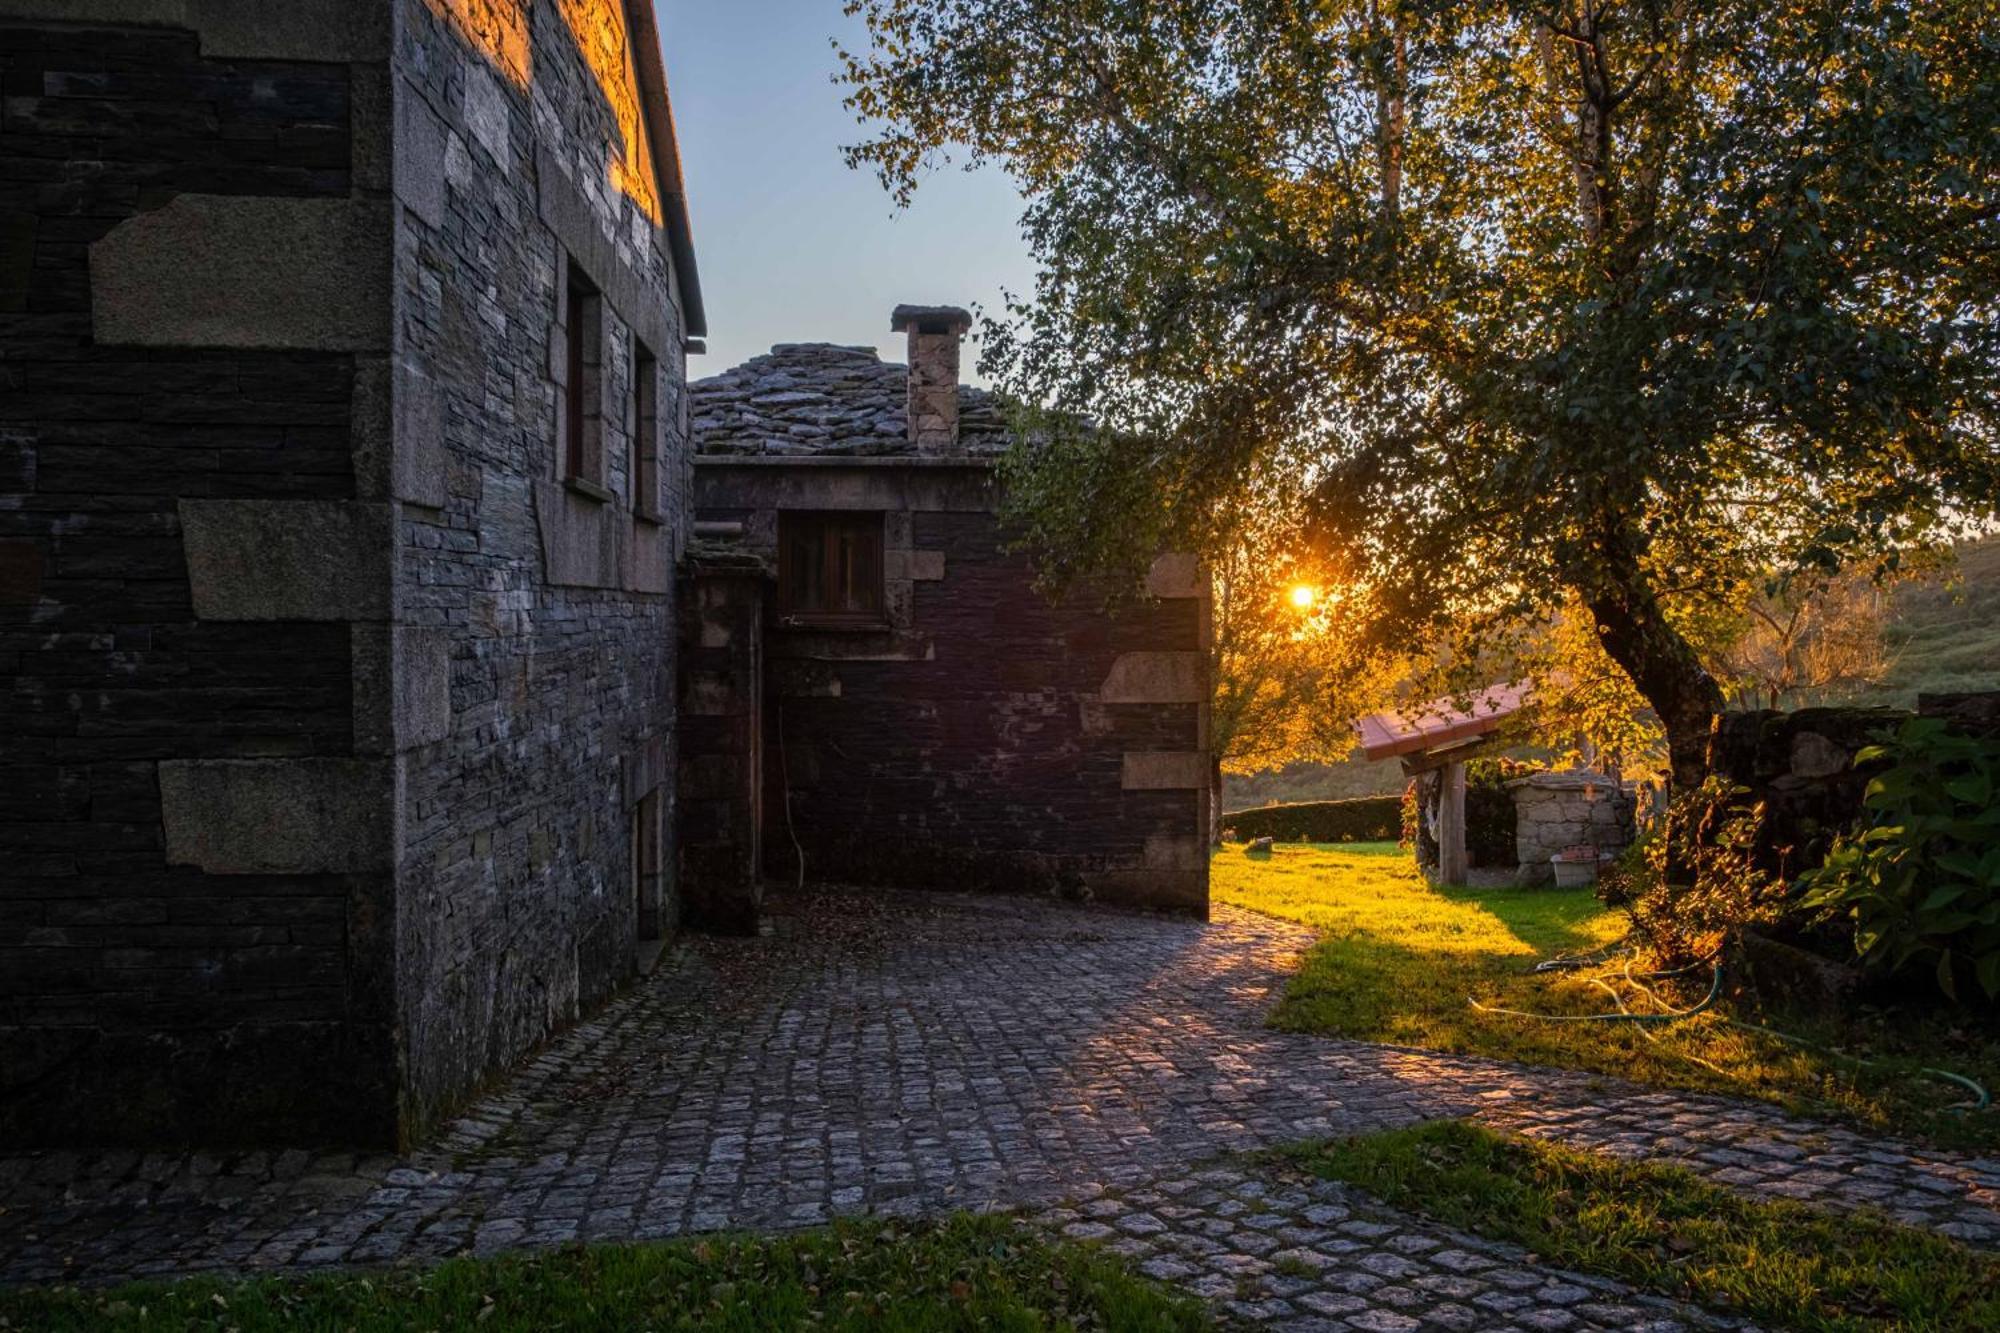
1868 535 2000 705
1223 536 1999 811
1223 757 1408 810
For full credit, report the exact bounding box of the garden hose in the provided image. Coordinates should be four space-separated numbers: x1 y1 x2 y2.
1473 957 1994 1116
1467 961 1724 1024
1721 1016 1992 1115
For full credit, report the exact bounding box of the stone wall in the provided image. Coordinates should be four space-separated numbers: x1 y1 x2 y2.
387 0 692 1137
0 5 400 1145
1508 772 1637 884
0 0 697 1146
691 459 1210 916
1701 701 1996 879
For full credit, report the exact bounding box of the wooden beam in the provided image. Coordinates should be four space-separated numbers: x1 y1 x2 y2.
1400 731 1512 777
1437 760 1469 885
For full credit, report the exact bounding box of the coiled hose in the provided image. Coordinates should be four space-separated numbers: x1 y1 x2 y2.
1469 955 1992 1115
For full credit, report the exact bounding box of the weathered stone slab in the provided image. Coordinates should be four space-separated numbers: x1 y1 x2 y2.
159 758 396 874
462 61 512 172
1100 652 1205 704
91 196 391 351
394 78 450 230
1144 832 1206 871
393 360 448 508
179 500 393 621
351 626 452 754
1146 553 1203 599
888 549 946 581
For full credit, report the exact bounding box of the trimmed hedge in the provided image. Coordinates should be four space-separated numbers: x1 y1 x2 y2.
1223 796 1403 844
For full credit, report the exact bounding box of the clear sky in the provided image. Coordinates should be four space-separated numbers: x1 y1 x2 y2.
654 0 1034 384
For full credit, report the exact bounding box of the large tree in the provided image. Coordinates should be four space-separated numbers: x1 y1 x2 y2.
841 0 2000 789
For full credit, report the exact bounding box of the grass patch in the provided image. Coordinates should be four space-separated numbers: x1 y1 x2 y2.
1274 1120 2000 1331
0 1215 1211 1333
1213 843 2000 1150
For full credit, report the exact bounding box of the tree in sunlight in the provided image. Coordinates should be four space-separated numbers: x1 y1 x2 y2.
1206 497 1403 839
840 0 2000 794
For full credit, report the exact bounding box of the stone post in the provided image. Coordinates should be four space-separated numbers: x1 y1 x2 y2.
677 553 768 934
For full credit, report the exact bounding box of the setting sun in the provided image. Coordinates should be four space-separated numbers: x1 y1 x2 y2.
1289 584 1318 609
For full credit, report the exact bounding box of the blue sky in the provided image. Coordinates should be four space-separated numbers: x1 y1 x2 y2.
654 1 1034 383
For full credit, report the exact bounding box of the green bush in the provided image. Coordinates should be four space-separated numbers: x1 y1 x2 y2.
1621 778 1785 965
1797 717 2000 1002
1224 796 1402 844
1465 758 1529 867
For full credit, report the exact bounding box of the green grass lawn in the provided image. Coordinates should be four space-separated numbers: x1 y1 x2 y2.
0 1215 1211 1333
1275 1121 2000 1332
1213 843 2000 1150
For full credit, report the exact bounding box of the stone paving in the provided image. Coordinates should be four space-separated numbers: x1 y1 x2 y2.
3 888 1996 1328
1056 1165 1749 1331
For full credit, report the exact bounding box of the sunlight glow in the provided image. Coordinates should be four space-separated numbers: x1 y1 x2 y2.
423 0 662 224
1290 584 1318 610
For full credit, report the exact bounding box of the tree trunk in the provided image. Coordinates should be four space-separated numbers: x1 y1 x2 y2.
1586 579 1722 801
1589 584 1722 793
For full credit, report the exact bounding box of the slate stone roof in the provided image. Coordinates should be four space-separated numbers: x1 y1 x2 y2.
691 343 1012 458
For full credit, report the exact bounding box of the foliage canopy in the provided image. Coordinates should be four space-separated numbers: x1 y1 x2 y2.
842 0 2000 784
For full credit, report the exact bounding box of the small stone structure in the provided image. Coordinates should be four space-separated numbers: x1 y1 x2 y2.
685 314 1212 916
1507 771 1638 884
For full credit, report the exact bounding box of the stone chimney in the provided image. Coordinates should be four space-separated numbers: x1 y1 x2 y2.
891 304 972 453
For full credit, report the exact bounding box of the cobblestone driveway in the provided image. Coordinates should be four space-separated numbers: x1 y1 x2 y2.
5 890 1997 1328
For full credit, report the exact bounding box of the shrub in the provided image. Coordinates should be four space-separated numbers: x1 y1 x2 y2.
1618 778 1785 965
1797 717 2000 1002
1465 758 1531 867
1225 796 1403 844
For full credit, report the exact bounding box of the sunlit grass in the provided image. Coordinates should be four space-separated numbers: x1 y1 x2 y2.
1214 844 2000 1150
0 1215 1212 1333
1274 1121 2000 1332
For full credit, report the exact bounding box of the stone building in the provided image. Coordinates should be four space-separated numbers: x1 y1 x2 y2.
1 0 703 1146
681 311 1212 927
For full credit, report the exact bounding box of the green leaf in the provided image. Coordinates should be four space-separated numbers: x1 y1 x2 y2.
1944 774 1992 806
1935 949 1958 1000
1977 952 2000 1000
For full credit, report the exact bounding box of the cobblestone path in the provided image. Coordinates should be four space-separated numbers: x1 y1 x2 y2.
4 890 1996 1328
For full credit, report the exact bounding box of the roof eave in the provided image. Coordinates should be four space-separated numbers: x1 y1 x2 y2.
627 2 707 339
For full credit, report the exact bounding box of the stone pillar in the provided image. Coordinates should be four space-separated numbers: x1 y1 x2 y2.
1437 760 1469 885
891 304 972 454
677 556 768 934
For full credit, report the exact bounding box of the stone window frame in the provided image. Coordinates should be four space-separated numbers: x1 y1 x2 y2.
776 509 890 630
557 257 612 501
631 335 663 524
